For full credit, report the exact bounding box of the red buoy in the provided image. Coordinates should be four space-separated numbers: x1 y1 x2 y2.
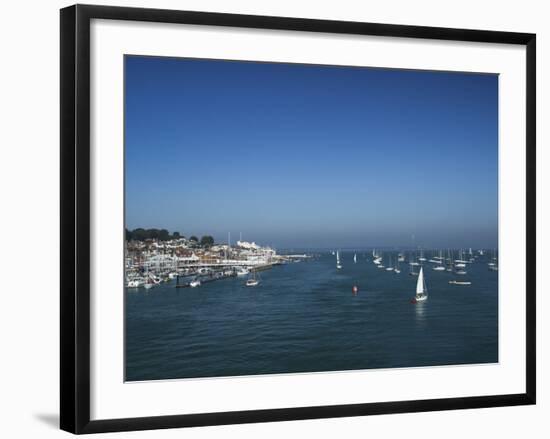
352 285 358 295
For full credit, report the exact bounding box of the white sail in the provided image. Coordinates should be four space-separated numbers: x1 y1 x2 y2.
353 253 357 263
415 266 427 301
416 267 424 295
336 251 340 263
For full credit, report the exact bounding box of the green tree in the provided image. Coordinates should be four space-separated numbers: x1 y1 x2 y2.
200 235 214 248
132 228 147 241
189 236 198 242
148 229 160 240
158 229 170 241
127 228 186 242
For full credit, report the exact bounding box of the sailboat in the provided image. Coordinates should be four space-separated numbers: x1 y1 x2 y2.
418 249 426 262
246 269 260 286
433 257 445 271
336 251 342 269
353 253 357 264
409 254 418 275
394 258 401 274
489 249 498 271
144 264 154 290
386 255 394 271
454 249 467 268
445 249 454 272
488 249 498 269
414 266 428 302
409 254 420 266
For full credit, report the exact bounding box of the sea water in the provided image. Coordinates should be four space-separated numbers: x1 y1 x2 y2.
125 252 498 381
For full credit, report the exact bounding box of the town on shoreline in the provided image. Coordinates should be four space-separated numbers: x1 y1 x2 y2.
125 228 309 289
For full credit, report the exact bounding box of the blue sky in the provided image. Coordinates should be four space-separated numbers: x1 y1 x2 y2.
125 56 498 249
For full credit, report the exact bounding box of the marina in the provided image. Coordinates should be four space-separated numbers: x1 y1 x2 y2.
125 236 310 290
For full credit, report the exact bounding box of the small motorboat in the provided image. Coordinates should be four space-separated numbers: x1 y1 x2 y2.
449 280 472 285
127 279 142 288
246 271 260 287
236 267 250 276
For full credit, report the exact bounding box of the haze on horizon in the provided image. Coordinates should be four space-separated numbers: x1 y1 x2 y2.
125 56 498 250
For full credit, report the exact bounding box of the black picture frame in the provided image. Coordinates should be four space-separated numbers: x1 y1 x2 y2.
60 4 536 434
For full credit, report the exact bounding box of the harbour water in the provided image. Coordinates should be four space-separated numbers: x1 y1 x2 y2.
125 251 498 381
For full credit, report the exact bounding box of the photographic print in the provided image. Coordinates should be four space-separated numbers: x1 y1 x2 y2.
124 56 498 382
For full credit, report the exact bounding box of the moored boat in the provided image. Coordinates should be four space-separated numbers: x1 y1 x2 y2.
386 255 394 271
336 250 342 269
246 270 260 286
235 267 250 276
